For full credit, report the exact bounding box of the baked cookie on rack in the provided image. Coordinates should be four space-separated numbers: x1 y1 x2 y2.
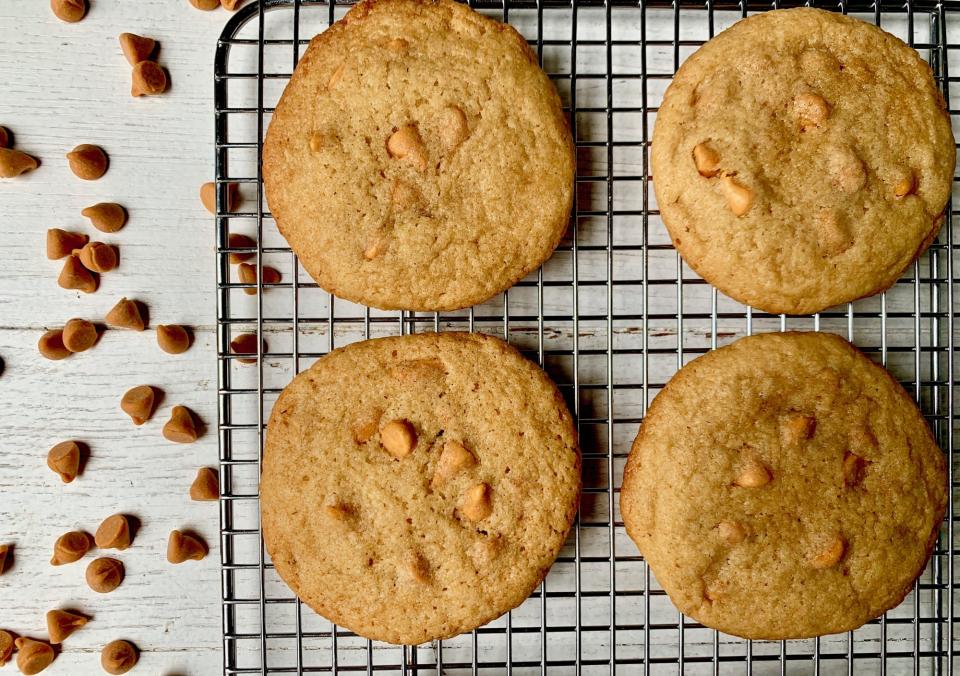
652 8 955 315
620 331 946 640
263 0 574 311
261 332 580 645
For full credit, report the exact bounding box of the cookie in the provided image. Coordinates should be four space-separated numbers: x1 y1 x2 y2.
620 331 946 639
652 8 955 315
261 332 580 644
263 0 574 311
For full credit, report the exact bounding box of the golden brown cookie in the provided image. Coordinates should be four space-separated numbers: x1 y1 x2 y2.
652 8 955 314
263 0 574 311
261 332 580 644
620 331 946 639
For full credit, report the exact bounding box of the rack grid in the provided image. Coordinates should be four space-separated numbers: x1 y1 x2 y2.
213 0 959 673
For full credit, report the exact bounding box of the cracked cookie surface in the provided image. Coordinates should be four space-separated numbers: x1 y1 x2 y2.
262 0 574 311
620 331 946 640
261 332 580 645
652 8 955 315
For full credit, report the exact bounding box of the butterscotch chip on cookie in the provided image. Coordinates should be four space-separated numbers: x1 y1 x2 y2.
652 8 955 315
620 332 946 639
261 332 580 644
262 0 574 311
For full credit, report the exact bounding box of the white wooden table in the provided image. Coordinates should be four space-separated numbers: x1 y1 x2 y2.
1 1 233 672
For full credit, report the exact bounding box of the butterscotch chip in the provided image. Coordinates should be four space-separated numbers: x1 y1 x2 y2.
86 557 125 593
46 609 88 644
51 531 91 565
120 385 156 425
105 298 145 331
67 144 108 180
261 0 574 311
163 405 199 443
62 318 98 352
692 142 721 178
95 514 132 550
237 263 281 294
58 255 97 293
14 637 54 675
38 330 71 361
229 332 263 364
167 530 207 563
460 483 492 521
651 8 955 314
201 181 241 214
101 640 138 674
432 439 476 486
47 440 81 483
189 0 221 9
81 203 127 233
190 467 219 501
131 61 168 97
621 331 947 640
74 242 118 273
119 33 156 65
0 544 9 575
0 148 38 178
46 229 88 260
260 332 580 644
0 630 12 665
227 232 255 263
51 0 86 22
221 0 242 9
380 419 416 459
156 324 190 354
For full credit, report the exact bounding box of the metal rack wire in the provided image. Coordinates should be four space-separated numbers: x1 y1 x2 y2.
213 0 958 673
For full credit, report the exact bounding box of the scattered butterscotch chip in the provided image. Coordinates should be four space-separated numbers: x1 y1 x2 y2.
38 330 71 361
51 531 91 565
352 410 382 444
190 467 219 501
67 144 108 180
47 440 81 483
720 175 753 216
201 181 240 214
0 630 12 665
734 459 771 488
693 142 721 178
51 0 87 22
380 419 417 459
188 0 221 9
461 482 492 521
62 318 98 352
0 148 38 178
439 105 469 151
81 203 127 233
157 324 190 354
119 33 156 65
811 534 846 569
432 440 477 486
227 232 255 263
717 520 747 545
167 530 207 563
120 385 156 425
131 60 168 97
163 405 199 443
238 263 282 294
105 297 145 331
74 241 118 273
0 544 9 575
0 126 8 149
842 451 868 487
46 609 88 644
793 92 829 130
14 637 54 675
221 0 242 9
386 124 428 171
780 413 816 445
86 557 125 594
58 255 98 293
894 171 916 199
229 332 263 364
46 228 88 260
101 639 138 674
95 514 132 550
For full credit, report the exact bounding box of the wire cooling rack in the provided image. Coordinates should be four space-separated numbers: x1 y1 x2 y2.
213 0 958 673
